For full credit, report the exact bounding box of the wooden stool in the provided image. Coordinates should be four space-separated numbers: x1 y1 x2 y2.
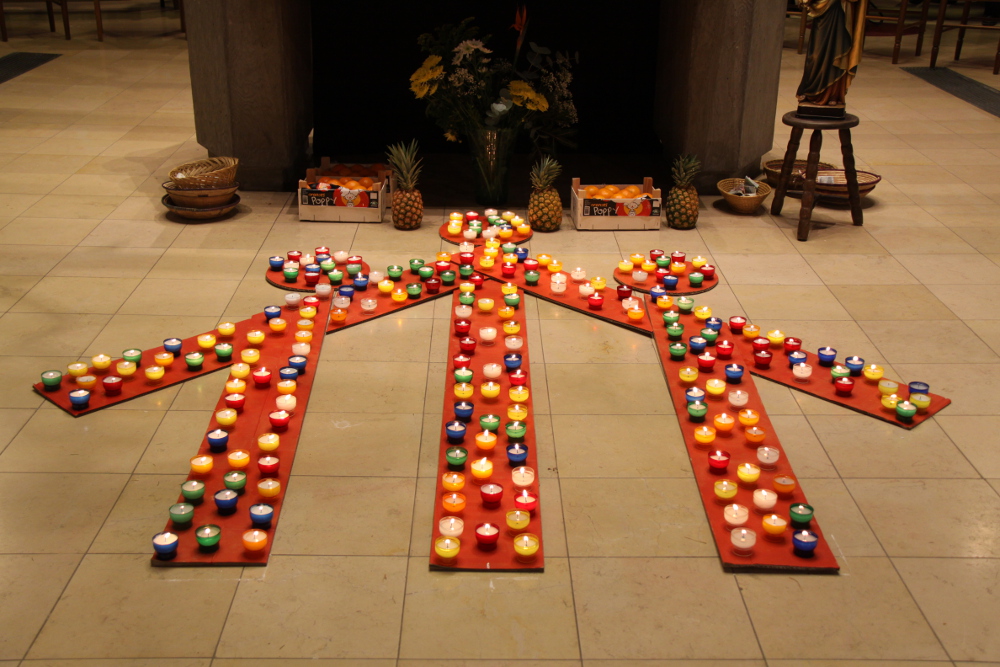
770 111 863 242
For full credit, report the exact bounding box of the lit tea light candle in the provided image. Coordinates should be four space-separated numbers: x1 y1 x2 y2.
728 390 749 408
75 375 97 390
475 430 497 450
190 455 213 475
511 465 535 488
169 502 194 525
708 450 731 471
153 351 173 368
445 446 468 467
257 478 281 498
442 492 467 513
757 446 780 468
224 470 248 491
434 536 461 560
102 376 122 395
439 516 465 538
252 367 271 387
506 509 530 532
241 349 260 365
144 365 165 382
742 323 760 340
714 479 738 501
910 393 932 410
480 483 504 505
773 474 796 495
470 457 493 481
442 472 465 492
152 531 179 559
766 329 785 346
508 385 529 403
227 449 250 469
753 488 777 511
90 353 112 370
258 455 280 475
896 400 918 420
724 503 749 528
737 463 761 485
694 425 716 445
181 479 206 501
223 393 245 412
705 378 727 397
513 533 540 559
508 403 528 421
738 409 759 427
792 363 813 381
679 366 699 383
725 364 744 383
761 513 788 537
789 503 814 524
713 412 736 432
792 529 819 554
258 433 280 452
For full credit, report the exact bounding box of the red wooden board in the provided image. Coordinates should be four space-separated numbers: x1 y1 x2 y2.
438 222 533 247
449 247 654 334
646 296 840 573
430 281 545 571
152 295 333 566
727 327 950 429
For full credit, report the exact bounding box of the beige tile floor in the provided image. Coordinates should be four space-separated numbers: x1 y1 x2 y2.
1 4 1000 666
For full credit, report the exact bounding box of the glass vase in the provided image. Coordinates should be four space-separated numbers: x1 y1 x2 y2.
467 127 518 207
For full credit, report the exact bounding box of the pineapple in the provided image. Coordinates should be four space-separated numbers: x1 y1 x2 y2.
666 155 701 230
386 139 424 230
527 156 563 232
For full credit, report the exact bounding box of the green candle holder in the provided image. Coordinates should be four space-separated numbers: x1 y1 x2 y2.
387 265 404 280
445 446 468 467
666 323 685 339
214 343 233 361
283 269 299 282
505 420 527 439
669 342 687 360
346 263 362 277
677 298 695 313
123 349 142 364
440 271 456 285
454 368 473 383
896 401 918 419
501 242 517 254
329 269 344 285
700 328 719 343
504 294 521 308
687 401 708 421
830 366 850 380
418 266 435 280
180 480 205 501
41 370 63 388
487 215 501 225
524 270 540 285
789 503 814 524
223 470 247 491
169 503 194 524
689 272 704 287
185 352 204 370
655 256 671 268
409 258 425 273
662 311 680 325
320 259 336 272
459 264 475 278
406 283 423 299
457 293 474 307
479 414 501 432
194 524 222 548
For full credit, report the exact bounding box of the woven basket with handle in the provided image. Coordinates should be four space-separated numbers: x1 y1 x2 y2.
717 178 772 214
169 157 239 190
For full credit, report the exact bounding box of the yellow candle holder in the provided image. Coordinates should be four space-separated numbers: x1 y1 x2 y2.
197 334 216 349
766 329 785 346
502 253 518 264
485 239 501 250
737 409 760 427
276 379 297 395
693 306 712 320
497 227 514 239
863 364 884 381
217 322 236 337
761 513 787 536
479 257 495 269
501 282 519 295
694 425 716 445
230 363 251 379
246 330 265 345
618 260 634 272
442 472 465 492
378 279 394 294
91 354 112 370
470 457 493 480
590 276 607 290
640 260 656 273
516 224 531 235
480 381 501 399
509 386 529 403
294 331 313 344
669 262 687 275
459 282 476 293
745 427 766 444
506 509 530 531
503 320 521 335
190 455 213 474
656 295 673 310
227 449 250 469
691 256 707 269
268 318 287 333
391 288 408 303
153 352 173 367
501 211 516 221
257 479 281 498
548 260 563 272
483 247 499 259
434 536 461 559
299 306 317 320
144 365 165 381
478 298 495 312
241 349 260 365
225 379 246 394
737 463 761 484
216 409 238 427
536 254 552 266
742 324 760 340
679 366 699 383
454 383 474 400
705 378 727 397
508 404 529 421
910 393 932 410
628 253 645 265
258 433 280 452
881 393 900 409
627 307 645 321
437 251 453 262
116 360 136 376
713 412 736 431
714 479 738 500
878 379 899 395
297 319 314 331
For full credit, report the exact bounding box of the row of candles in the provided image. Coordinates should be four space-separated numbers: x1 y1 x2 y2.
152 289 327 560
434 285 541 563
617 250 717 290
445 209 532 239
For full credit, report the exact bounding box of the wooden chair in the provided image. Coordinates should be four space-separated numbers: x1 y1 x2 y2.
0 0 71 41
787 7 809 54
930 0 1000 73
93 0 184 41
865 0 932 63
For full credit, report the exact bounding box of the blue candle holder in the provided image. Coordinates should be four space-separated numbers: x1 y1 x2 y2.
662 275 679 290
454 401 475 420
163 338 183 355
685 387 706 403
316 253 331 264
689 336 708 354
152 532 178 559
279 367 299 382
792 529 820 555
353 275 370 291
69 390 90 409
287 355 307 375
503 353 522 371
649 285 667 300
845 356 865 375
724 364 744 384
506 443 529 465
214 489 239 513
705 317 724 332
817 347 837 366
338 285 355 300
304 263 321 274
445 420 467 442
206 429 229 452
788 351 808 368
908 381 930 395
263 306 282 320
515 247 529 262
249 503 274 527
268 256 284 271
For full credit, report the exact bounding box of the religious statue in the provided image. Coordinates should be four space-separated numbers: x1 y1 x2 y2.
796 0 869 118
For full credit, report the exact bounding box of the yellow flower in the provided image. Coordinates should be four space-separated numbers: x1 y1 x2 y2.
444 130 459 142
410 55 444 97
508 80 549 112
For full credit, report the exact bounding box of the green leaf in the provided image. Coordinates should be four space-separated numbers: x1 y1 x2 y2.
529 42 551 55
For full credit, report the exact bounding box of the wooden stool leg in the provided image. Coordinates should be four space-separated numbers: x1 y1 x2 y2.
797 129 823 242
893 0 910 64
178 0 185 34
956 0 972 60
916 0 931 56
0 0 7 42
45 0 55 32
839 128 864 226
59 0 70 39
94 0 104 41
770 126 804 217
931 0 948 67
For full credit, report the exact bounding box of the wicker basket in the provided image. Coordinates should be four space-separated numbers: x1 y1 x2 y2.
162 181 239 209
763 159 836 190
814 169 882 201
169 157 239 190
161 193 240 220
717 178 772 214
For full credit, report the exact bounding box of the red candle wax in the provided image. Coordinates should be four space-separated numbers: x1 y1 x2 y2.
315 246 330 255
513 489 538 512
697 353 716 371
616 285 632 300
459 337 478 353
671 251 686 263
258 456 280 474
708 450 731 470
469 274 484 289
465 211 479 222
509 369 528 386
303 296 319 308
501 263 516 277
729 316 746 333
287 250 302 263
753 350 773 369
102 376 122 395
303 272 320 285
347 255 362 264
480 483 503 504
459 252 475 265
426 277 441 294
587 294 604 310
784 337 802 353
435 261 451 274
453 354 472 369
454 319 472 335
649 249 665 261
701 264 716 279
655 267 670 280
716 340 734 359
224 393 246 411
523 258 539 271
835 376 855 395
269 410 291 428
751 337 770 352
252 368 272 387
475 522 500 546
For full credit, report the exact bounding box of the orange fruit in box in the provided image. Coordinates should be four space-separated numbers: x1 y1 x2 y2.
344 180 362 190
584 185 599 197
623 185 641 197
595 188 612 199
359 177 374 189
605 185 620 195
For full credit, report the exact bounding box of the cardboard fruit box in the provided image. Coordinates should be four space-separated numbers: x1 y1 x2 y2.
569 177 662 231
298 158 393 223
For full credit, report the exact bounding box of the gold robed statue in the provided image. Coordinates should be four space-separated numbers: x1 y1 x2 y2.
796 0 869 118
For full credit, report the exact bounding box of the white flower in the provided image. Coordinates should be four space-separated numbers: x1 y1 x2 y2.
452 39 493 65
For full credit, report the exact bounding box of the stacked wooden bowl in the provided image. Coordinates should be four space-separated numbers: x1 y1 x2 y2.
162 157 240 220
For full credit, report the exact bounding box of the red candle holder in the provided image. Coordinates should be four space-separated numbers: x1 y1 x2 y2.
655 267 670 281
303 296 319 308
649 249 665 262
258 456 280 474
435 260 451 274
453 354 472 369
459 337 478 353
224 393 246 411
753 350 773 369
616 285 632 300
269 410 291 428
315 246 330 255
701 264 716 279
426 277 441 294
513 488 538 512
716 340 734 359
469 274 484 289
729 316 746 334
697 353 716 371
459 252 475 265
287 250 302 263
587 294 604 310
347 255 363 264
783 337 802 354
252 368 272 387
501 263 516 277
480 483 503 505
751 337 770 352
454 319 472 335
102 375 122 395
475 522 501 546
303 272 321 285
708 450 731 471
671 251 686 263
835 376 855 395
465 211 479 222
523 258 539 271
509 369 528 386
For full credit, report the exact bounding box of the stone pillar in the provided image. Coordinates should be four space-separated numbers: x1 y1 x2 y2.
184 0 312 191
654 0 786 192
